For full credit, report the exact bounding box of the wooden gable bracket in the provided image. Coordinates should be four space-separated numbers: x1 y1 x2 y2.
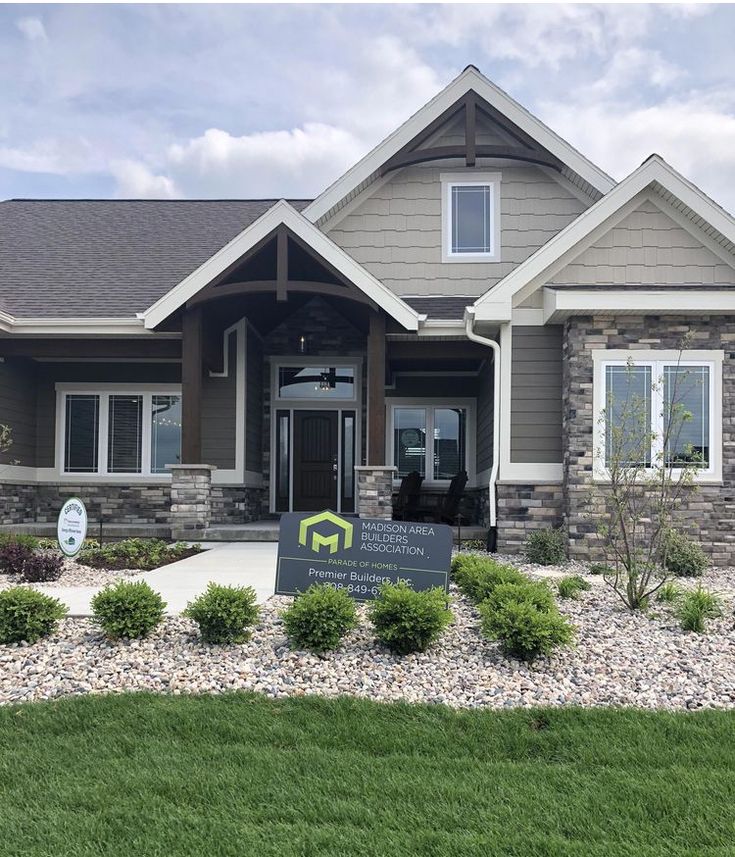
379 91 563 175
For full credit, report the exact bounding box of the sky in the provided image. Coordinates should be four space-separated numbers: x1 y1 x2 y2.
3 3 735 211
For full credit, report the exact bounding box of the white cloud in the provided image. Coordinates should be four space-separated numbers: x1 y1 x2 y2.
16 16 47 43
110 159 180 199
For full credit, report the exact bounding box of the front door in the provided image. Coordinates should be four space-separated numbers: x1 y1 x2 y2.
293 410 338 511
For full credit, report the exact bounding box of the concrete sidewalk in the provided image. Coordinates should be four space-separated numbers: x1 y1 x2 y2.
43 542 278 617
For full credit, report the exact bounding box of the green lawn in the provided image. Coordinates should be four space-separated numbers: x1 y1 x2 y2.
1 694 735 856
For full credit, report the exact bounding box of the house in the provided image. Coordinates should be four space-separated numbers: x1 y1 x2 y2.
2 65 735 562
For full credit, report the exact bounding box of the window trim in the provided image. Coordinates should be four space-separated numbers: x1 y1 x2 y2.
386 397 476 486
592 350 723 484
56 384 182 481
441 171 501 263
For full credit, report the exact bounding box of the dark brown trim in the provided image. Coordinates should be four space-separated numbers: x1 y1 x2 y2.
367 310 386 466
0 338 181 360
383 144 561 173
388 340 488 360
276 227 288 303
181 306 203 463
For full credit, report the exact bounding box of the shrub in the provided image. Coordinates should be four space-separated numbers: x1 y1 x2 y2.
0 533 39 551
675 588 721 633
79 538 201 571
588 562 613 576
482 580 556 613
184 583 259 644
91 580 166 640
663 531 708 578
281 584 357 653
480 599 574 661
21 554 64 583
0 542 34 576
557 575 592 600
524 528 566 566
0 587 67 644
656 581 682 604
452 555 525 604
368 582 452 655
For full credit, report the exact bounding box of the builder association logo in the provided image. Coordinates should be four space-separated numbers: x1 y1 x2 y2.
298 510 354 555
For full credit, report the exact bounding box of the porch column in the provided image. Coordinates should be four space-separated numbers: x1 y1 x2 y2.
367 309 386 465
181 305 203 464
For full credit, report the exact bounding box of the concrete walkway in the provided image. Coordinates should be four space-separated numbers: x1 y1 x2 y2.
43 542 278 617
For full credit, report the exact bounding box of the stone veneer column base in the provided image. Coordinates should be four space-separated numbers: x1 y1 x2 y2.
355 466 397 520
495 483 564 555
168 465 216 540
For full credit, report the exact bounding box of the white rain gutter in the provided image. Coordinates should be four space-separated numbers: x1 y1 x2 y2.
464 307 500 527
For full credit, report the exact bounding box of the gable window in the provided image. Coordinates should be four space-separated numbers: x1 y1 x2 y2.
593 351 722 481
388 400 475 483
441 172 500 262
58 386 181 478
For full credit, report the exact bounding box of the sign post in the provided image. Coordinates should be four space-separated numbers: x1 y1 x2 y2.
276 511 452 601
57 497 88 558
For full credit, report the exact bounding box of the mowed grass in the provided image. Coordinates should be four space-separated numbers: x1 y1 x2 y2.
1 694 735 856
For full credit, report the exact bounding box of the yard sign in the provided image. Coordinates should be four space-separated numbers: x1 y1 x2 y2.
57 497 88 558
276 510 452 601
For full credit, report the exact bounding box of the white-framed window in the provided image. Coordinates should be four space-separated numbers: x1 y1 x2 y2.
272 360 359 404
441 171 501 262
57 385 182 478
387 399 476 483
592 350 723 482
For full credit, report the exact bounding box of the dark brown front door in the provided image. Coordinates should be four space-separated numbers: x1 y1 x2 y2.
293 410 338 511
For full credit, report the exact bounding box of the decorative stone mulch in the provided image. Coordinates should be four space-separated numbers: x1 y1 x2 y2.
2 560 735 709
0 556 139 590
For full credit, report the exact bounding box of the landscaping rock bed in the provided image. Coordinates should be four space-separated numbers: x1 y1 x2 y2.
2 564 735 709
0 556 139 590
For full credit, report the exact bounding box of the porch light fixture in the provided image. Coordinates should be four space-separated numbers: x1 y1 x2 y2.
297 334 309 354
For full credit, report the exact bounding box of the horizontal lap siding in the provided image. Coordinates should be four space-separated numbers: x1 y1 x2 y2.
202 331 237 470
245 330 263 474
550 200 735 285
0 358 37 467
510 326 562 463
327 164 588 298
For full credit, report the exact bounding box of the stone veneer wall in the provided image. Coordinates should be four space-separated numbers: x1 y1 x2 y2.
495 483 564 554
564 314 735 565
356 467 396 520
209 486 264 524
0 482 170 526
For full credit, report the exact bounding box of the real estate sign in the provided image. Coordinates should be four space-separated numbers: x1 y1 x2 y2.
275 510 452 601
57 497 88 557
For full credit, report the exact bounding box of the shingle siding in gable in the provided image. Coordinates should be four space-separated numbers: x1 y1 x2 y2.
326 164 589 297
510 326 563 464
550 200 735 286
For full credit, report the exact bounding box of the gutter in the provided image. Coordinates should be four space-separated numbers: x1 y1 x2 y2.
464 307 500 529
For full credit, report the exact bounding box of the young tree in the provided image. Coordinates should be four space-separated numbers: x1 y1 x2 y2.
595 348 702 610
0 424 11 456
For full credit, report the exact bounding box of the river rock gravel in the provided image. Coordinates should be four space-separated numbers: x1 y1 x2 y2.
0 556 139 590
2 560 735 709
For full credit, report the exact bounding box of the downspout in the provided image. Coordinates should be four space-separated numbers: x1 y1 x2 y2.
465 307 500 544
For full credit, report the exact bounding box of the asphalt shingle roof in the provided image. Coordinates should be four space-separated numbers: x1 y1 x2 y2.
402 296 473 320
0 199 311 318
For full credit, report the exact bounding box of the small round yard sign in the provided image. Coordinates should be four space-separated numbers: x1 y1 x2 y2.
57 497 88 557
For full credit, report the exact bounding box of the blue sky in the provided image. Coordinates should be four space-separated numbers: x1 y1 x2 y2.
3 3 735 210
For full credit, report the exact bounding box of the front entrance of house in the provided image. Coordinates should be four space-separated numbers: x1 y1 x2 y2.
292 410 338 511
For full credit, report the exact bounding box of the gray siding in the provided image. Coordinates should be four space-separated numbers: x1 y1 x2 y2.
0 358 37 467
245 329 263 473
202 331 237 469
476 358 494 476
35 362 180 469
327 163 588 298
550 200 735 285
510 326 562 463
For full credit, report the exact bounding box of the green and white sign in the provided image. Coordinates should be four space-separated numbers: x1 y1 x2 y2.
57 497 88 557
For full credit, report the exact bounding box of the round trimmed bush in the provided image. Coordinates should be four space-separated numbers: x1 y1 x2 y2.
184 582 259 644
0 587 67 644
524 528 566 566
281 584 357 654
556 575 592 600
21 554 64 583
482 580 555 613
91 580 166 640
663 531 708 577
452 556 525 604
480 599 574 661
368 582 452 655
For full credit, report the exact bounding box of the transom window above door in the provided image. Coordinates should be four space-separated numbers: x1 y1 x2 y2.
441 172 501 262
276 365 356 400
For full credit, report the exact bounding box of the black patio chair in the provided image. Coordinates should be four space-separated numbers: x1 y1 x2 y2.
414 470 468 524
392 471 424 521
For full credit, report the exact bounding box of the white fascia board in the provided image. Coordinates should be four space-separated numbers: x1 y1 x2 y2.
472 299 513 323
142 199 420 331
544 287 735 322
0 315 162 336
303 67 614 224
474 155 735 313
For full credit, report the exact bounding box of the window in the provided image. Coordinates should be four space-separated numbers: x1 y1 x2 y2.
594 352 722 480
390 403 471 481
59 388 181 477
276 366 356 400
442 172 500 261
